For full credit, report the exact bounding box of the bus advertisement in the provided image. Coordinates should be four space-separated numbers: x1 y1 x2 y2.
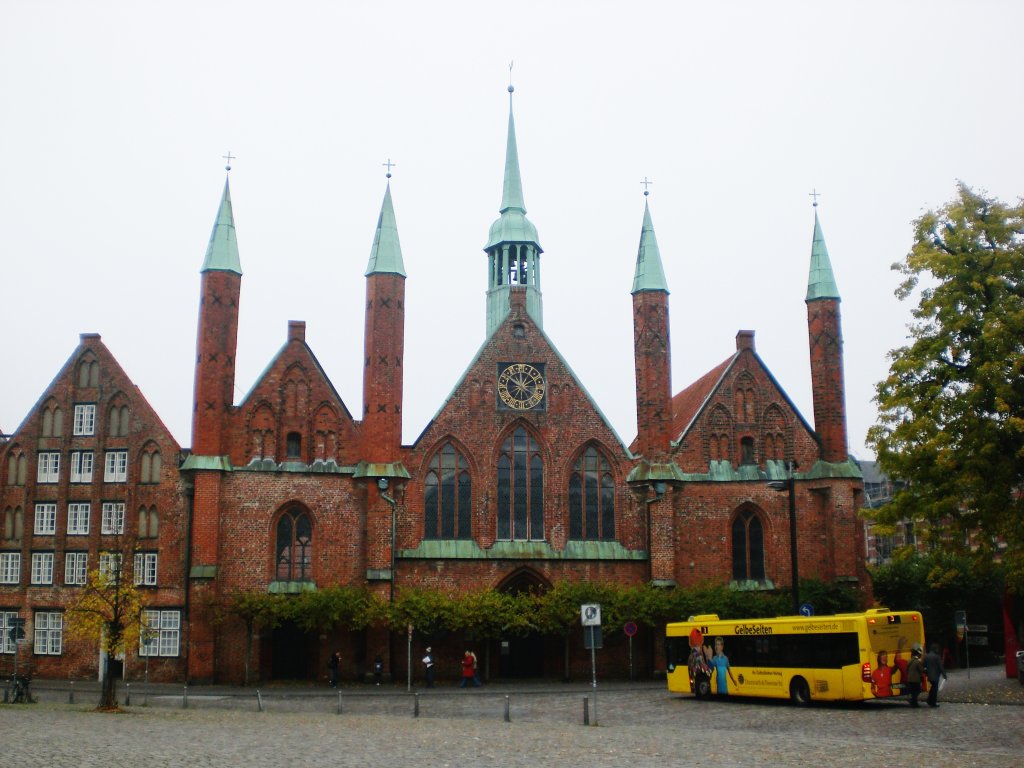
665 608 926 704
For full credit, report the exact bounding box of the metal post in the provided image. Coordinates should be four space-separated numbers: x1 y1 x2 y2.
504 695 510 723
582 696 590 726
182 684 188 709
787 468 800 615
256 689 264 712
336 690 343 714
590 642 598 726
413 692 420 718
68 680 74 704
125 682 131 706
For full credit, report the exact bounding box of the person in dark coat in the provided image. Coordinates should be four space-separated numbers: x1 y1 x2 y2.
905 647 925 707
328 650 341 688
422 647 435 688
923 643 947 708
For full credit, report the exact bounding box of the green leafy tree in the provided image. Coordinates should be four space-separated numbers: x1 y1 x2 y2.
867 183 1024 592
223 591 289 686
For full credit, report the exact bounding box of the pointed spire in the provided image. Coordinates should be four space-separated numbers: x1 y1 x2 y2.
485 85 541 250
806 208 839 301
365 178 406 277
631 195 669 294
201 174 242 275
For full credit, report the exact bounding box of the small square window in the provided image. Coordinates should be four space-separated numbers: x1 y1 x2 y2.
73 404 96 436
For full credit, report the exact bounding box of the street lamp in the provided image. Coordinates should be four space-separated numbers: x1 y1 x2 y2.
767 460 799 615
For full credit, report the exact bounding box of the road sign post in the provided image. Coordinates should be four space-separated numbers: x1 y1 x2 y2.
581 604 601 725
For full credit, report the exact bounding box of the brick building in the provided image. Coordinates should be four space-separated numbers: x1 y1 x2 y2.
1 88 865 684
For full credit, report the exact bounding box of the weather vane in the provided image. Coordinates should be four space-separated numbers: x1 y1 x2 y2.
223 152 235 172
383 158 396 179
809 188 822 207
641 177 653 197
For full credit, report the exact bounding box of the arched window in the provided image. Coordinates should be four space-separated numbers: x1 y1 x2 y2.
286 432 302 459
275 508 313 581
140 447 162 484
424 443 471 539
740 436 756 466
732 507 765 581
138 506 158 539
497 427 543 541
568 446 615 540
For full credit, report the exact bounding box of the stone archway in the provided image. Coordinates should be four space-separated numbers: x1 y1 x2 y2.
496 568 550 679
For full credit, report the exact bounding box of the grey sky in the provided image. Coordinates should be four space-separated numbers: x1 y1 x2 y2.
2 1 1022 459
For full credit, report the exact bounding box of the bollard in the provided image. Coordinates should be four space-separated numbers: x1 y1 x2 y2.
3 685 8 704
125 682 131 706
336 690 343 715
68 680 74 704
504 695 511 723
413 692 420 718
182 685 189 709
256 689 264 712
582 696 590 726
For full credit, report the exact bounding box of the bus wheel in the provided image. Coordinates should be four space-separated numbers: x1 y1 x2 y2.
790 677 811 706
694 674 712 700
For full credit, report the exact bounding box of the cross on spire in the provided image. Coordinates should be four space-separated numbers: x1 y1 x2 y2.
809 188 822 207
641 177 653 197
223 152 235 172
383 158 396 179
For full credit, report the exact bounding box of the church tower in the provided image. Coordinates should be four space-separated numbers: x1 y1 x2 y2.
187 168 242 681
631 193 672 461
805 204 848 462
484 85 543 337
361 172 406 461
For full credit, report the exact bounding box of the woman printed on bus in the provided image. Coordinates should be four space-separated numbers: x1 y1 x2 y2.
871 650 898 697
711 636 738 695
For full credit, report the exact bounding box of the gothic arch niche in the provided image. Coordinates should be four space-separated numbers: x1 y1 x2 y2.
107 393 131 439
40 399 63 438
567 442 616 541
495 568 550 679
494 422 546 542
731 503 768 585
734 372 757 423
706 405 732 464
312 404 339 462
421 437 474 540
138 441 162 484
248 402 276 462
762 404 788 462
282 364 310 418
77 356 99 388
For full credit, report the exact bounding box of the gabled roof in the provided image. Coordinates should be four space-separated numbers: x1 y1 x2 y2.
669 347 816 448
236 330 354 421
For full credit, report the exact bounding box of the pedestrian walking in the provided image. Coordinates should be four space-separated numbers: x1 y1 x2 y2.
460 650 480 688
905 646 924 707
924 643 947 708
327 650 341 688
422 647 435 688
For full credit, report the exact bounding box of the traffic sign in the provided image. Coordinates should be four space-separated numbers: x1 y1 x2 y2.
799 603 814 617
623 621 638 637
581 603 601 627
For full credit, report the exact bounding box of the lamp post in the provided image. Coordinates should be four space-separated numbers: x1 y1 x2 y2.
767 460 799 615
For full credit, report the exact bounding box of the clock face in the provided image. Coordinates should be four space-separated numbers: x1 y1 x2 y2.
497 362 546 410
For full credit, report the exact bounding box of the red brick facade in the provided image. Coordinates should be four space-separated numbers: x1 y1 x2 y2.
1 124 865 686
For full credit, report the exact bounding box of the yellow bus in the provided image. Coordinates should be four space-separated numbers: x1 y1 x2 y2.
665 608 925 704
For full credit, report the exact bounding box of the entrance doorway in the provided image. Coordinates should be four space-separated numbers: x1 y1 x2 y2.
270 621 315 680
496 567 551 679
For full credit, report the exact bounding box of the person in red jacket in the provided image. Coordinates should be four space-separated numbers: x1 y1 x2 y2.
460 650 480 688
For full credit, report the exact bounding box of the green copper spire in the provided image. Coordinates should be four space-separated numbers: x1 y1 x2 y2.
201 176 242 275
365 181 406 277
485 86 541 250
631 198 669 294
806 209 840 301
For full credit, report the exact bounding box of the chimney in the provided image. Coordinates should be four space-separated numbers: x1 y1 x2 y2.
288 320 306 343
736 330 755 351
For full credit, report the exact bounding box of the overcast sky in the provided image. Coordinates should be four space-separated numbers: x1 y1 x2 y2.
2 1 1022 460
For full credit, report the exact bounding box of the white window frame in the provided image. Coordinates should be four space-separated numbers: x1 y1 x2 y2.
140 609 180 657
103 451 128 483
73 404 96 436
30 552 54 585
70 451 94 483
1 611 19 653
98 552 123 581
134 552 158 586
101 502 125 535
67 502 91 535
37 452 60 483
0 553 21 585
33 611 63 655
34 503 57 535
64 552 88 586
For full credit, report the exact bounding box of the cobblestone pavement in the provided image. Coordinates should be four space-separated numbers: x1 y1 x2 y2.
4 666 1023 767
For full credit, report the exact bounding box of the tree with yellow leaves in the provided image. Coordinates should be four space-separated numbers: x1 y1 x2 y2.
65 548 146 710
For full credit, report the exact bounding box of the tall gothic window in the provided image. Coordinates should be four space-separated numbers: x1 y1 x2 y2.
275 508 312 581
732 507 765 581
424 443 471 539
496 427 543 541
568 446 615 540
